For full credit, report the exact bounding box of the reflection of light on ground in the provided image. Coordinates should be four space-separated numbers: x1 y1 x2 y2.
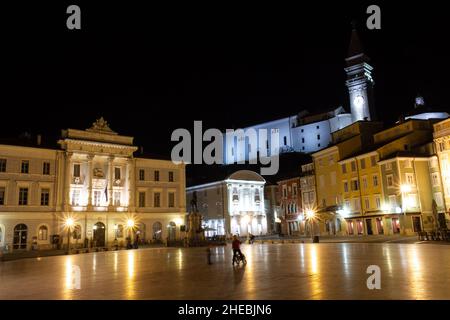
342 244 349 276
92 254 97 273
242 246 256 299
299 245 305 270
63 257 74 299
177 249 183 270
308 245 322 299
382 246 393 275
407 246 425 299
126 250 135 299
310 245 318 274
113 252 118 274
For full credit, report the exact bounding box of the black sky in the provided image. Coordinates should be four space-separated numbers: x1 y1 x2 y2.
2 1 449 155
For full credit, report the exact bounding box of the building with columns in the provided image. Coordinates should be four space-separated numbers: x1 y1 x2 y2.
0 118 186 251
186 170 267 238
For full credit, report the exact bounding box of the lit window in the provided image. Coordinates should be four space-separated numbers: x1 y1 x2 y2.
38 225 48 241
71 189 80 206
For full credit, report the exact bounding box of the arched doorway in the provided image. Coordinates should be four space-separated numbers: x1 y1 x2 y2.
135 223 146 244
167 221 176 241
152 222 162 241
93 222 105 247
13 224 28 250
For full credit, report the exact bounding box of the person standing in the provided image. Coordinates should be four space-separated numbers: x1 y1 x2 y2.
232 235 243 264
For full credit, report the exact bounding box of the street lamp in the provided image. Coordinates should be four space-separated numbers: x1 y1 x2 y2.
65 217 74 254
305 209 317 242
126 218 135 249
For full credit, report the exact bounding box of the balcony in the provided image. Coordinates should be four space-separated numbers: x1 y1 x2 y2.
72 176 85 185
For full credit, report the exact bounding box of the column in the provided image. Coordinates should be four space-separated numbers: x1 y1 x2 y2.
87 155 94 210
127 158 135 211
108 156 114 209
64 152 73 211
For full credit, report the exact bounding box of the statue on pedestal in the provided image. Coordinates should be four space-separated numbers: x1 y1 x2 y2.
186 192 205 245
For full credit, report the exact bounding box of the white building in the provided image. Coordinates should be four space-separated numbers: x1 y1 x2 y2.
0 118 186 251
223 107 352 164
186 170 267 237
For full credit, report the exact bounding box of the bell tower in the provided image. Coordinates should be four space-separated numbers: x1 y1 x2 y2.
345 26 375 122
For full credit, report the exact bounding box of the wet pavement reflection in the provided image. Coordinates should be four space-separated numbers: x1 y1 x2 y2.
1 243 450 300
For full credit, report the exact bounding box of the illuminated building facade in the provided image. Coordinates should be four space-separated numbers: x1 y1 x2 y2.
278 176 302 235
186 170 267 237
434 118 450 216
0 118 186 251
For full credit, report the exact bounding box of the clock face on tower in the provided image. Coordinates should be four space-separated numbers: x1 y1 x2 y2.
354 95 365 108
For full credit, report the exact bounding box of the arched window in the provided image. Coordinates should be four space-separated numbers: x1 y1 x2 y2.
13 224 28 249
38 225 48 241
167 221 176 241
152 222 162 240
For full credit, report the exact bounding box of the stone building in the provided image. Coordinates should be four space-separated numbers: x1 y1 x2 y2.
0 118 186 251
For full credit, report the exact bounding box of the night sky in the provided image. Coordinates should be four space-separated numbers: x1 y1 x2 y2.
2 1 449 156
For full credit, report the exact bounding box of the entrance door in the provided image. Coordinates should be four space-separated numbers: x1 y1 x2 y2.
347 221 354 235
376 218 384 234
93 222 106 247
412 216 422 232
13 224 28 249
357 220 363 235
366 219 373 235
168 222 176 241
392 218 400 234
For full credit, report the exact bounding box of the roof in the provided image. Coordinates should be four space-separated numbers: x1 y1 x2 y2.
227 170 265 182
0 135 59 151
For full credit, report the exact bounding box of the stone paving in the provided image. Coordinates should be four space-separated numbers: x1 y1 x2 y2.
1 242 449 300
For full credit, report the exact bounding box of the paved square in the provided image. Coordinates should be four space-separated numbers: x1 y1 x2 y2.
1 243 449 299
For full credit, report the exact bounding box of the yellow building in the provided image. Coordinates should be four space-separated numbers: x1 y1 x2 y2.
339 119 446 236
433 118 450 225
312 121 383 235
338 151 384 235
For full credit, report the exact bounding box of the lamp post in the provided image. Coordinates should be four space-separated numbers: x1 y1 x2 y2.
126 218 135 249
65 217 74 254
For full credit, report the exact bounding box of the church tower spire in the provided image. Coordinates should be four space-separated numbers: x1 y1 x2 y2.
345 25 375 122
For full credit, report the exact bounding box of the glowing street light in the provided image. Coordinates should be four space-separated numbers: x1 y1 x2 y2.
400 184 412 193
65 217 75 254
304 208 318 243
305 209 315 220
126 219 135 229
